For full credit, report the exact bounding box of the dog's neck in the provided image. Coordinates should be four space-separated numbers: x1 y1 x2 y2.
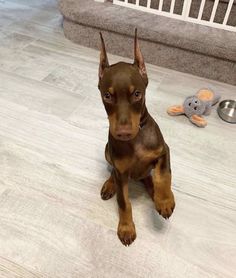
139 104 149 129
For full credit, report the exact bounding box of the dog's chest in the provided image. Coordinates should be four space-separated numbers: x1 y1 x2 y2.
113 144 161 179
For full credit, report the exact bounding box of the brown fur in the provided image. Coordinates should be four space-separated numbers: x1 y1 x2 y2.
98 30 175 246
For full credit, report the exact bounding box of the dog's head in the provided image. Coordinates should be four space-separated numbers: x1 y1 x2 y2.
98 29 148 141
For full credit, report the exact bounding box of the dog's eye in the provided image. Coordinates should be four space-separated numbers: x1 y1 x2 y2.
104 92 111 99
133 91 142 101
103 92 112 102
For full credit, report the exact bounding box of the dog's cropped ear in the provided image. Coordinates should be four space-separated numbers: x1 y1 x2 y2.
99 32 109 80
134 28 147 81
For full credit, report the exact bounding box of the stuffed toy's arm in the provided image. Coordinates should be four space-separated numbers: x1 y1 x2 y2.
190 115 207 127
167 105 184 116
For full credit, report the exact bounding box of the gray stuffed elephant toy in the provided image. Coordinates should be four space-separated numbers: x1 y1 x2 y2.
167 89 221 127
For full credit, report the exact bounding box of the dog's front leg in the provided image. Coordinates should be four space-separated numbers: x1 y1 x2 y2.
114 170 136 246
153 145 175 219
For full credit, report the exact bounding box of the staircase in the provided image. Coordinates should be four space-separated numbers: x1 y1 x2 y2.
59 0 236 85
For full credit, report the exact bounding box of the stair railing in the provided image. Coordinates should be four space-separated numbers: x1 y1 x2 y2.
112 0 236 32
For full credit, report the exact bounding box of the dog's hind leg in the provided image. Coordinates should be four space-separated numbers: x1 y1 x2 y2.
141 175 154 200
153 145 175 219
105 143 112 165
101 173 116 200
101 144 116 200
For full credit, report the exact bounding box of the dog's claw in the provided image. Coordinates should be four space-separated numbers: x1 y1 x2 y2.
101 192 112 200
101 193 111 200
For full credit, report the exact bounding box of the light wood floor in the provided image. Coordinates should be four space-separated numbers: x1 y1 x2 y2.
0 0 236 277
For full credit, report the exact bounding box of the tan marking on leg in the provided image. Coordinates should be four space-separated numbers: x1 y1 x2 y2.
153 146 175 219
115 174 136 246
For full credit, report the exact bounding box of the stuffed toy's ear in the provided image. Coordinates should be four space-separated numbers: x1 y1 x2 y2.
190 115 207 127
167 105 184 116
196 89 214 101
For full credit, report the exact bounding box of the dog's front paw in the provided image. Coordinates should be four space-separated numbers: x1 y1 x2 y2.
155 191 175 219
101 178 116 200
117 221 136 246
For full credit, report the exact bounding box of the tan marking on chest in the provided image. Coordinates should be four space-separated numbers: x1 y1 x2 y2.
114 145 163 174
135 144 163 162
114 157 133 174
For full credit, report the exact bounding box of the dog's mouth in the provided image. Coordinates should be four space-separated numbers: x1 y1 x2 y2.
116 133 133 141
111 127 140 142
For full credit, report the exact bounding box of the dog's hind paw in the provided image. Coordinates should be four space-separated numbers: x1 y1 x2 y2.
155 191 175 219
101 177 116 200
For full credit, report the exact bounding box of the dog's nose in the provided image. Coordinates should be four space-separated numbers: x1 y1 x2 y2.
116 126 132 141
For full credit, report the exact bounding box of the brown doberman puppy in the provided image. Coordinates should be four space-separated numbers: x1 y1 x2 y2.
98 29 175 246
